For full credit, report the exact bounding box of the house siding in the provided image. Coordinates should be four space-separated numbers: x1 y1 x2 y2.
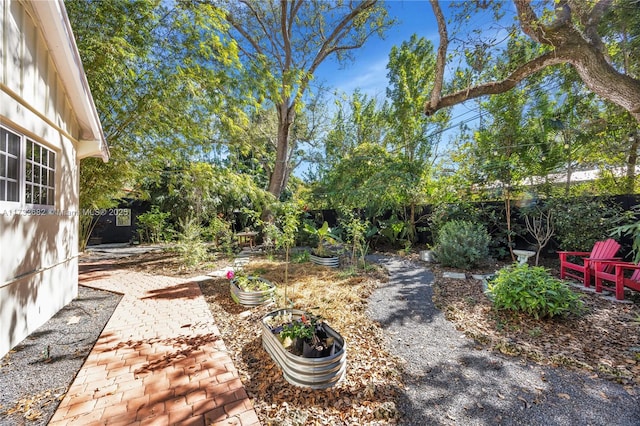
0 0 85 357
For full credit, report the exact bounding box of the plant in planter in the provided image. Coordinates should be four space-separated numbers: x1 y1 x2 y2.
227 270 275 306
261 309 346 388
304 221 341 267
304 221 340 257
276 313 336 357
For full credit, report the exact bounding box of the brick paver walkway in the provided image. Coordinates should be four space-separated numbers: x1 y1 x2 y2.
49 262 260 426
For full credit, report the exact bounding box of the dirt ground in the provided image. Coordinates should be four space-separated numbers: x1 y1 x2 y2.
123 249 640 423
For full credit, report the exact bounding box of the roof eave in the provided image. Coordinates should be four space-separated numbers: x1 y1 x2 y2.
29 0 109 162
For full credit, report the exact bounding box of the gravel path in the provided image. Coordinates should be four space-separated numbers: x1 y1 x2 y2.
366 255 640 426
0 286 120 426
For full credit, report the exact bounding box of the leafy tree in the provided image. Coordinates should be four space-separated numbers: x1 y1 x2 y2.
457 86 532 258
67 0 242 246
217 0 395 200
425 1 640 124
549 196 625 251
141 161 273 227
386 34 447 162
225 94 331 193
385 34 449 240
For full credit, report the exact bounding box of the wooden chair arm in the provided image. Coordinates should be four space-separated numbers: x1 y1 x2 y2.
613 263 640 271
557 251 591 256
585 257 622 261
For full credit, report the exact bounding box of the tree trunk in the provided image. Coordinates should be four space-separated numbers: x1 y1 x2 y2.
564 130 572 196
268 103 294 199
505 186 515 262
626 131 639 194
425 1 640 124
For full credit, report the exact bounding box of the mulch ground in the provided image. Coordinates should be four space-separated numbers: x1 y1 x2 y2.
117 249 640 423
197 259 404 425
428 257 640 388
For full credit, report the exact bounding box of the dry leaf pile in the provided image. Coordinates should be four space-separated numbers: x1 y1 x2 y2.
198 259 404 425
2 387 66 422
430 262 640 387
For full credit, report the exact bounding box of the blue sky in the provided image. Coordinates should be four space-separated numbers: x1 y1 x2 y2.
302 1 461 171
314 1 440 100
306 1 519 164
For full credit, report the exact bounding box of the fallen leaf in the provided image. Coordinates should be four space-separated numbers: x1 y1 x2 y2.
517 396 529 408
557 393 571 400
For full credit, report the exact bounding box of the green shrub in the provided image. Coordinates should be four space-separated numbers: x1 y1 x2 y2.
610 205 640 263
339 211 372 268
429 202 514 259
434 220 491 269
202 215 234 254
137 206 171 243
292 250 310 263
549 196 624 251
487 264 583 319
428 202 481 242
175 216 208 267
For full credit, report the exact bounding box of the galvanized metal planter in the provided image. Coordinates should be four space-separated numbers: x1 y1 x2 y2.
261 309 347 389
230 277 276 306
309 253 340 268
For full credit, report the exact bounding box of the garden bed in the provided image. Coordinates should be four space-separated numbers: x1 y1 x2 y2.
199 258 403 424
261 309 347 389
429 259 640 385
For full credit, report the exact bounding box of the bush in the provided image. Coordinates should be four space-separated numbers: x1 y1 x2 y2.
137 206 171 243
434 220 491 269
175 216 208 268
339 211 371 268
549 196 624 251
291 250 310 263
428 202 481 242
487 264 583 319
429 202 514 259
202 215 234 254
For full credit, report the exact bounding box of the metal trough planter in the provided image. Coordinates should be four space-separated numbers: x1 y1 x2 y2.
261 309 347 389
230 277 276 306
309 253 340 268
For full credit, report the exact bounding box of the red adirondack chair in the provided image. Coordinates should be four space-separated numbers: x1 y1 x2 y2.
593 261 640 300
557 238 620 286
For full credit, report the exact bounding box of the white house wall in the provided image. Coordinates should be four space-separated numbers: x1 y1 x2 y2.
0 0 85 358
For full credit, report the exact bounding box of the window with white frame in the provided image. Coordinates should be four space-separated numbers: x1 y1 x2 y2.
0 128 20 202
1 126 56 206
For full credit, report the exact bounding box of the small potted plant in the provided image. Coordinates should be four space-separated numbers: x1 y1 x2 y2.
304 221 341 267
227 270 275 306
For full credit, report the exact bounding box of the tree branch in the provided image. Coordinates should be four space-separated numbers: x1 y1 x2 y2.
281 0 292 71
424 0 640 122
294 1 380 110
428 0 447 111
583 0 613 59
307 0 377 76
225 11 262 55
425 50 567 115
